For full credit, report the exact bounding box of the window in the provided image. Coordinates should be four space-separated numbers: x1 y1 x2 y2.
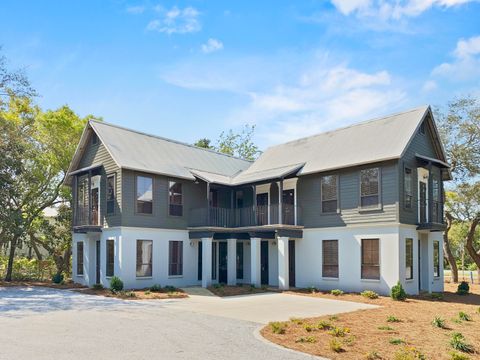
360 168 380 208
236 242 244 279
361 239 380 280
106 239 114 277
419 122 426 135
106 175 115 215
321 175 338 213
136 175 153 214
136 240 152 277
405 238 413 280
169 241 183 276
322 240 339 278
433 241 440 278
169 181 183 216
212 243 217 280
404 167 412 209
92 132 98 145
77 242 84 275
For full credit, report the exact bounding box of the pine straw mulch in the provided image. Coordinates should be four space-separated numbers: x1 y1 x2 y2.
0 280 87 289
261 283 480 360
208 284 273 297
75 287 188 300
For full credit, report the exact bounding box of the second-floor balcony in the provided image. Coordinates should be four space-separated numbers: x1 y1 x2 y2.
189 204 301 228
417 199 445 230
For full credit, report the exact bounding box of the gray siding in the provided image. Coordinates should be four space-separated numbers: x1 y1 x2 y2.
77 131 121 227
297 161 399 228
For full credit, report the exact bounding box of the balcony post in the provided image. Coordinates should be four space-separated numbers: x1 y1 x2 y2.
278 179 283 225
227 238 237 285
427 162 433 224
201 237 213 288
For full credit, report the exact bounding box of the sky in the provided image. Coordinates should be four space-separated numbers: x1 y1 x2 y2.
1 0 479 149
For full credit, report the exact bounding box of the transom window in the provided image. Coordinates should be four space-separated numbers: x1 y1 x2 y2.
405 238 413 280
136 240 152 277
360 168 380 208
361 238 380 280
404 167 412 209
77 242 84 276
321 175 338 213
106 239 114 277
136 175 153 214
106 174 115 215
169 181 183 216
322 240 339 278
169 241 183 276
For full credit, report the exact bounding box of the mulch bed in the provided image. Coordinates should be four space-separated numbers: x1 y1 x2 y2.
75 287 188 300
208 284 273 297
0 280 86 289
261 282 480 360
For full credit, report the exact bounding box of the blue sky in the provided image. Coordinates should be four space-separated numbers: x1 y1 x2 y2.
1 0 479 148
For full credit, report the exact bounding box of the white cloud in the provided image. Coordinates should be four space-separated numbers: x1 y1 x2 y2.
432 35 480 81
331 0 475 19
147 6 201 34
126 5 145 14
201 38 224 54
422 80 437 92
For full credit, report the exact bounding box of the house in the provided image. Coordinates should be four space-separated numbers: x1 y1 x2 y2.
66 105 449 295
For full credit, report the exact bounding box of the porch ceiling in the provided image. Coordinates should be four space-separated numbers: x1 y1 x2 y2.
188 225 303 240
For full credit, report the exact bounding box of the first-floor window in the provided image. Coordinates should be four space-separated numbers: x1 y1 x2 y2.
361 238 380 280
236 242 244 279
433 241 440 278
106 239 114 277
212 243 217 280
136 240 152 277
405 238 413 280
322 240 339 278
77 242 84 275
169 241 183 276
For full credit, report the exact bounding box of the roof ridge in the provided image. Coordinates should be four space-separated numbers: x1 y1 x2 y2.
88 119 253 164
265 105 429 150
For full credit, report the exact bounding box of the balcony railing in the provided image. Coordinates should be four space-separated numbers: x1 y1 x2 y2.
189 204 301 228
74 205 101 227
418 199 444 225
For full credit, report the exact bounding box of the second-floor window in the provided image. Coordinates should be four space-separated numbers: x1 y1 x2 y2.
404 167 412 209
169 181 183 216
136 175 153 214
360 168 380 208
321 175 338 213
106 174 115 215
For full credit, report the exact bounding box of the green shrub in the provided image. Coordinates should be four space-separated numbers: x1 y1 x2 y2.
457 282 470 295
0 256 56 281
289 317 303 325
391 282 407 301
389 338 405 345
270 321 287 334
303 324 315 332
429 292 444 300
295 336 316 343
450 351 470 360
123 291 136 298
361 290 379 299
328 326 350 337
329 315 339 321
432 316 446 328
329 338 344 353
144 290 151 295
307 286 317 293
317 320 332 330
150 284 162 292
164 285 177 293
92 283 104 290
393 346 426 360
109 276 124 293
387 315 401 323
378 325 394 331
365 350 382 360
52 273 64 284
458 312 471 321
450 332 474 353
331 289 344 296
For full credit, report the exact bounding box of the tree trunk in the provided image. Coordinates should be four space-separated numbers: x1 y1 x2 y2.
5 236 18 282
443 212 458 283
465 217 480 283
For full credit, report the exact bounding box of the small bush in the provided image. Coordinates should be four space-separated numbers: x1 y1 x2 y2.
303 324 315 332
329 315 339 321
329 338 344 353
361 290 379 299
457 282 470 295
458 312 471 322
317 320 332 330
450 351 470 360
391 282 407 301
393 346 426 360
289 317 303 325
92 283 104 290
164 285 177 293
150 284 162 292
344 335 356 346
331 289 344 296
109 276 124 293
429 292 444 300
378 325 394 331
389 338 405 345
307 286 317 293
328 326 350 337
365 350 382 360
144 290 151 295
123 291 136 298
295 336 316 343
270 321 287 334
432 316 446 328
52 273 64 284
450 332 474 353
387 315 401 323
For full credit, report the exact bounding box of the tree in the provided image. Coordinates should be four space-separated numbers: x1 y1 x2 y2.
193 138 213 149
436 97 480 282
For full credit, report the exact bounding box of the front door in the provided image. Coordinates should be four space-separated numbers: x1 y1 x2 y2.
261 241 269 285
419 182 427 223
282 189 295 225
218 242 228 284
95 240 100 284
256 193 268 225
289 240 296 287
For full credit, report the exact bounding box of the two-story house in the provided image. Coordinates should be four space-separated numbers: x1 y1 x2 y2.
67 105 449 295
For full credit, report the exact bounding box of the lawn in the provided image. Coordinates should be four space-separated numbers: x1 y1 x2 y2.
261 283 480 360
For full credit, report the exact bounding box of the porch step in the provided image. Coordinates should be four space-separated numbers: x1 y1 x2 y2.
180 286 215 297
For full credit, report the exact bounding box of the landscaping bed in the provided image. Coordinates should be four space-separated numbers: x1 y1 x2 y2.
208 284 273 297
0 280 86 290
261 283 480 360
76 286 188 300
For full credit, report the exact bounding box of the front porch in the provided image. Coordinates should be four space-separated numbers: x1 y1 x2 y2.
190 227 303 290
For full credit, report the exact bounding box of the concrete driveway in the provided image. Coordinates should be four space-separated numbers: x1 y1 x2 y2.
0 287 375 360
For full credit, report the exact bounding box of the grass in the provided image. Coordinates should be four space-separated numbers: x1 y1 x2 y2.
449 332 474 353
432 316 447 329
270 321 287 335
389 338 405 345
387 315 401 323
458 312 471 321
208 284 270 297
378 325 394 331
76 286 187 300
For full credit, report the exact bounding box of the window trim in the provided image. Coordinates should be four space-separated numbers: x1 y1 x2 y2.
322 239 339 279
433 240 440 278
168 180 184 217
405 238 413 280
135 173 154 216
361 238 381 281
168 240 184 277
359 167 382 210
403 165 413 211
320 175 339 214
76 242 84 276
136 239 153 278
106 173 116 216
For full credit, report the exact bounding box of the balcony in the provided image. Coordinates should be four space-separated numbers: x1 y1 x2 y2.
417 199 445 231
189 204 301 228
73 205 102 232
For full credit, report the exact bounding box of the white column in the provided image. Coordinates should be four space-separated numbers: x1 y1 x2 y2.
277 236 289 290
227 238 237 286
250 238 261 287
201 237 213 288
